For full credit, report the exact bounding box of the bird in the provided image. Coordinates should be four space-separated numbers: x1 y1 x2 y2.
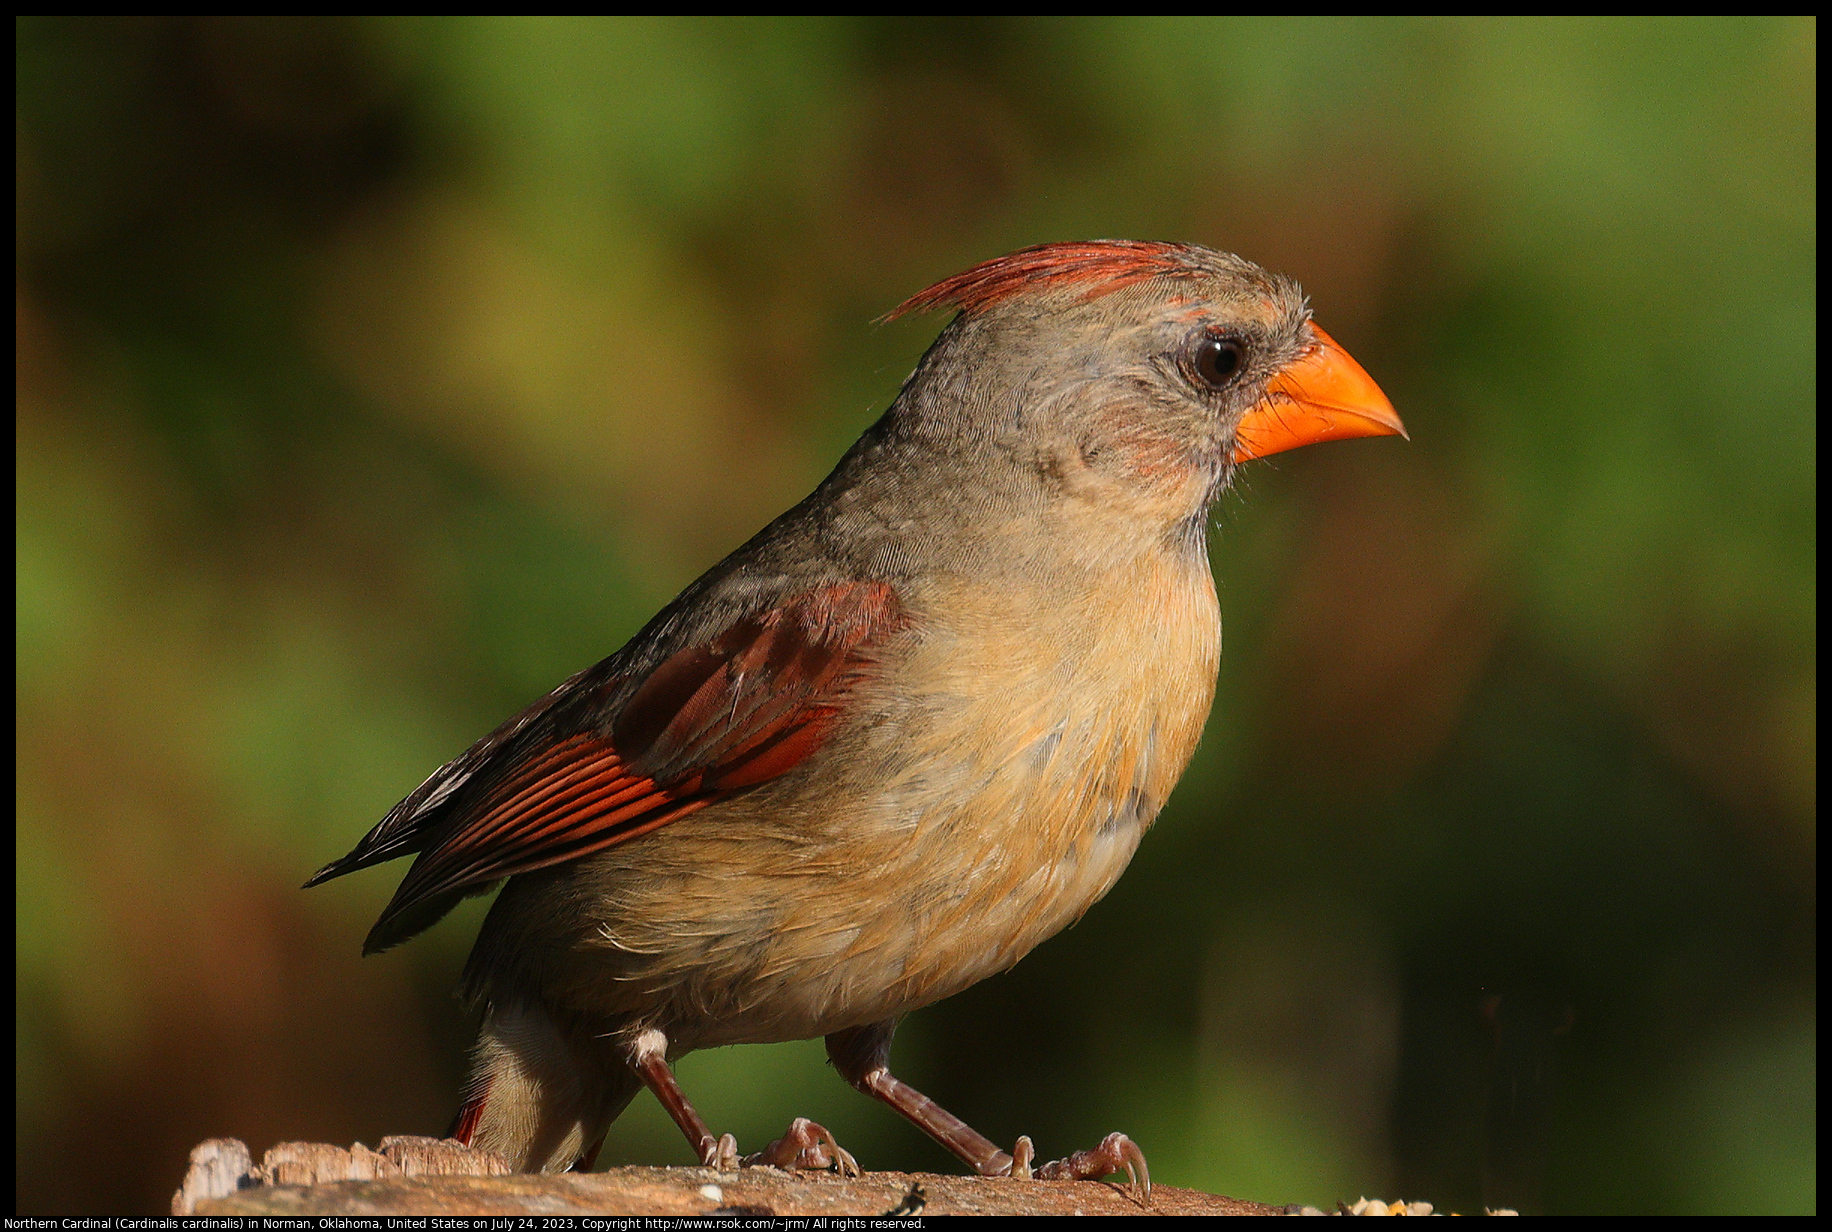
306 240 1404 1202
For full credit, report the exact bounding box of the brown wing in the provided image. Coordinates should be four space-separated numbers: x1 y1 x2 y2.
315 581 906 954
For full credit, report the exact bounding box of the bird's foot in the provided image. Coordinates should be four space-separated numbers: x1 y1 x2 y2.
1005 1131 1150 1205
698 1133 740 1171
741 1117 860 1177
736 1114 857 1173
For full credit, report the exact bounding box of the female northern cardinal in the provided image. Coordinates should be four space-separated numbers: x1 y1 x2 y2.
308 241 1403 1201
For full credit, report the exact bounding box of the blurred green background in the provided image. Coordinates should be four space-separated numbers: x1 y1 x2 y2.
15 16 1814 1215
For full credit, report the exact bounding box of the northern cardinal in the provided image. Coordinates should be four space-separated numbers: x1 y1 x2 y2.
308 241 1403 1201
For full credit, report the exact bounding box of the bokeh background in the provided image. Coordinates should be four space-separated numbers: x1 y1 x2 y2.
16 17 1814 1215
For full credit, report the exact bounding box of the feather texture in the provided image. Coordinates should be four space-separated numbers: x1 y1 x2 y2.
308 582 906 954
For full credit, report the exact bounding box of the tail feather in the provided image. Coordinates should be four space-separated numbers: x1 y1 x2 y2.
464 1001 642 1172
447 1079 491 1145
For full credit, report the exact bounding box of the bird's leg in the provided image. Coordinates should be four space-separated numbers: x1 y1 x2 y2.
826 1021 1010 1174
825 1021 1151 1205
625 1029 738 1170
625 1029 856 1175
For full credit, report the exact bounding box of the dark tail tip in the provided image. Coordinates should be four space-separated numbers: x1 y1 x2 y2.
301 859 347 890
361 887 471 956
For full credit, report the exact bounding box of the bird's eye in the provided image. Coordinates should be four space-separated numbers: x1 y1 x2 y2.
1193 336 1245 387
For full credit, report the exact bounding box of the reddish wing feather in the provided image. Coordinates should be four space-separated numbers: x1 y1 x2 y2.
375 582 905 925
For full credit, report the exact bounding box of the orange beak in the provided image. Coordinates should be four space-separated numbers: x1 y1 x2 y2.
1230 323 1406 463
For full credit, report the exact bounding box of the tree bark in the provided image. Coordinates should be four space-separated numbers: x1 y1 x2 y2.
173 1137 1286 1216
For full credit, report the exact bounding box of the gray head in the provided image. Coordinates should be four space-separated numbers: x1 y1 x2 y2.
876 241 1398 531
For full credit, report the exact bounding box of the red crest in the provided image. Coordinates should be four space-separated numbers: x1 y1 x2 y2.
889 241 1206 320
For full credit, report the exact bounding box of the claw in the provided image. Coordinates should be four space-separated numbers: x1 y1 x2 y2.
1008 1135 1034 1181
701 1132 739 1172
741 1117 860 1177
1030 1132 1152 1206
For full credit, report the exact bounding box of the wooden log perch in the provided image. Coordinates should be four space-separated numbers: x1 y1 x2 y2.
173 1137 1287 1216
